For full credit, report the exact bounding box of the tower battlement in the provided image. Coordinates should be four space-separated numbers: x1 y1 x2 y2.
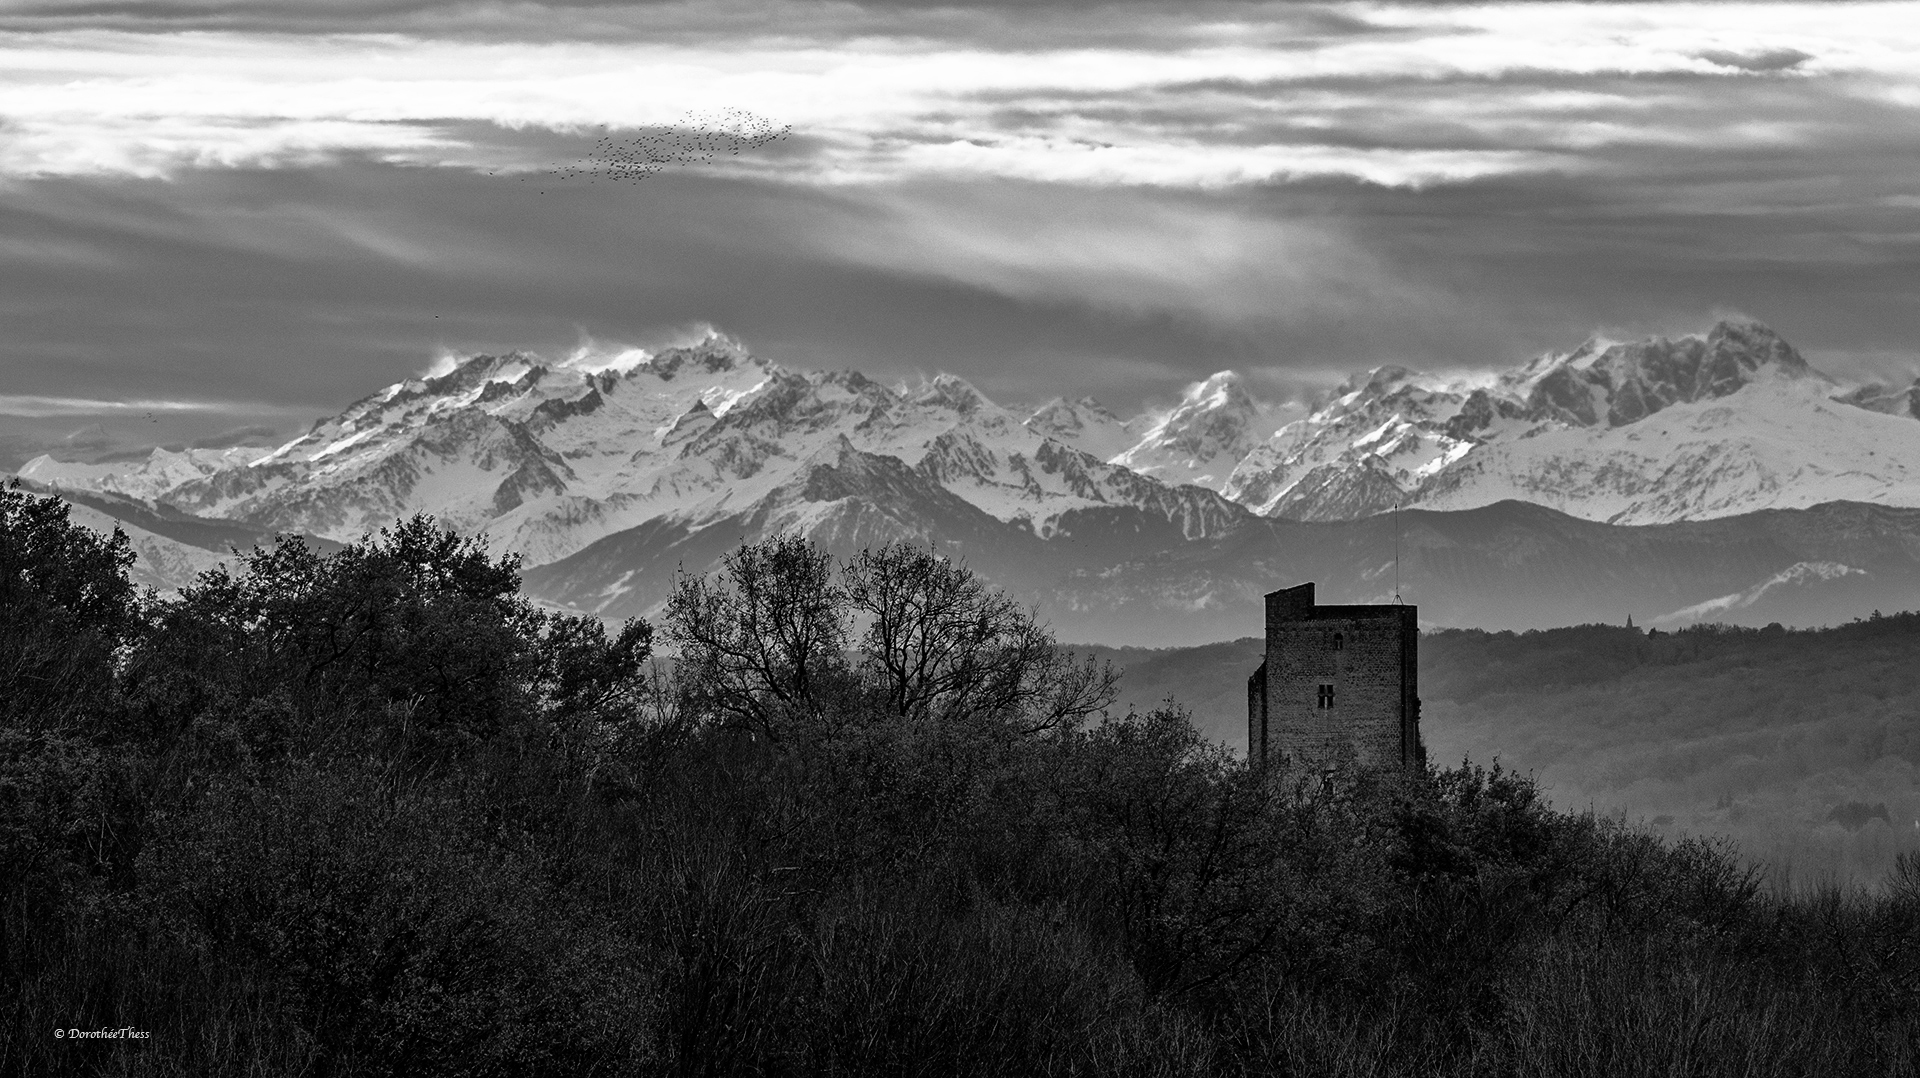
1247 583 1421 772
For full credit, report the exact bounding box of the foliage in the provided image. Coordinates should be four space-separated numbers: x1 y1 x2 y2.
119 515 651 772
2 503 1916 1076
0 481 140 734
1420 618 1920 885
0 483 146 920
136 764 655 1076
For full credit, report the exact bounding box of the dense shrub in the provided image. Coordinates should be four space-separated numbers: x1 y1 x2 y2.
3 498 1916 1076
136 764 655 1076
0 485 148 928
0 484 140 734
120 517 650 770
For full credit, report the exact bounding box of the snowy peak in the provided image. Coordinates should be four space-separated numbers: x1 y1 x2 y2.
1522 319 1812 429
1345 365 1418 399
75 336 1253 566
1222 361 1477 518
428 350 541 394
1219 318 1920 525
1024 396 1137 461
20 317 1920 567
1703 319 1809 376
17 444 270 502
144 339 785 550
1113 371 1276 490
636 334 761 383
1185 370 1255 412
1414 374 1920 525
1316 365 1469 430
910 373 990 416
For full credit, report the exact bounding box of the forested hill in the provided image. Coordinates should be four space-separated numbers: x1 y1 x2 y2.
1087 614 1920 883
7 484 1919 1074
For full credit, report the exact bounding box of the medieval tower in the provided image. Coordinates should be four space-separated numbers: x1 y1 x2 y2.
1247 583 1421 772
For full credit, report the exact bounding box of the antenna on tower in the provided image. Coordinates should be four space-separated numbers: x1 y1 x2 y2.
1393 489 1404 605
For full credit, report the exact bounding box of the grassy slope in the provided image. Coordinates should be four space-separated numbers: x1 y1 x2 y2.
1079 615 1920 883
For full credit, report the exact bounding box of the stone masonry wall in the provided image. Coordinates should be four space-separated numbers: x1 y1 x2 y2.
1253 584 1418 771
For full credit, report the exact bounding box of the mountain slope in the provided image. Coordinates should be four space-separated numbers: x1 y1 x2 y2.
17 445 269 502
1223 320 1920 525
1111 371 1284 491
1024 396 1138 461
124 337 1236 569
24 320 1920 542
19 318 1920 641
13 479 343 595
1415 375 1920 524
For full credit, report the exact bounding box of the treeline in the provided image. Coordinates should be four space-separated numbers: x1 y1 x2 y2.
4 484 1918 1076
1421 615 1920 706
1419 619 1920 884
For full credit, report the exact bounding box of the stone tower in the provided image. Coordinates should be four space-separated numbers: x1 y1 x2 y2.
1246 583 1421 772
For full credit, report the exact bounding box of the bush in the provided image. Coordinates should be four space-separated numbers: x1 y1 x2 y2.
0 485 146 916
136 764 656 1076
0 482 140 735
122 516 650 771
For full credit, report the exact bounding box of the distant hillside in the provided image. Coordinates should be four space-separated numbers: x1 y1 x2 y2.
1084 614 1920 883
1080 637 1264 744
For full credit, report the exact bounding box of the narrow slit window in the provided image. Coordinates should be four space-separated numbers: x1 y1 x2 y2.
1317 683 1336 709
1332 632 1344 651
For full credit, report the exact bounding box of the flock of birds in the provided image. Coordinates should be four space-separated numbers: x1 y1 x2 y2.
531 108 792 188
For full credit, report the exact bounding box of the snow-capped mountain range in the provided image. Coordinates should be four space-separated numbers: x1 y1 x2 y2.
23 335 1247 568
18 318 1920 641
1216 320 1920 525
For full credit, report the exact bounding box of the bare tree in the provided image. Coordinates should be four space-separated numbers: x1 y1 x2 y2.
843 542 1116 734
663 534 849 738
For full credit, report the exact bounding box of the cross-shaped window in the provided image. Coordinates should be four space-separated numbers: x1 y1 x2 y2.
1317 683 1336 709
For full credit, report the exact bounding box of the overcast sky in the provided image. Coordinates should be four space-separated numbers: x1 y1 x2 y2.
3 0 1918 465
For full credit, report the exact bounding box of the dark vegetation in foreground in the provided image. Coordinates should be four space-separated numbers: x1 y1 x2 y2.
4 484 1918 1077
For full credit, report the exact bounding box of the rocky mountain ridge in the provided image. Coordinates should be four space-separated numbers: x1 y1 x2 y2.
18 319 1920 641
25 320 1920 541
24 334 1242 571
1220 320 1920 524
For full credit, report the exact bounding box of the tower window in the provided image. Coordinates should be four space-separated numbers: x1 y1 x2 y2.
1332 632 1344 651
1317 683 1336 708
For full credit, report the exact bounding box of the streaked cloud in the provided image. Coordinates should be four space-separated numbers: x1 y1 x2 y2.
0 4 1914 189
0 394 298 417
1697 47 1814 72
816 181 1440 327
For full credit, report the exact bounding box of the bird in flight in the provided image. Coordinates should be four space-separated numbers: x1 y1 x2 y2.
540 108 792 187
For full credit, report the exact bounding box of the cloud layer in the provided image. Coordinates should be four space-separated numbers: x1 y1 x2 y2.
6 4 1916 187
1 1 1917 460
